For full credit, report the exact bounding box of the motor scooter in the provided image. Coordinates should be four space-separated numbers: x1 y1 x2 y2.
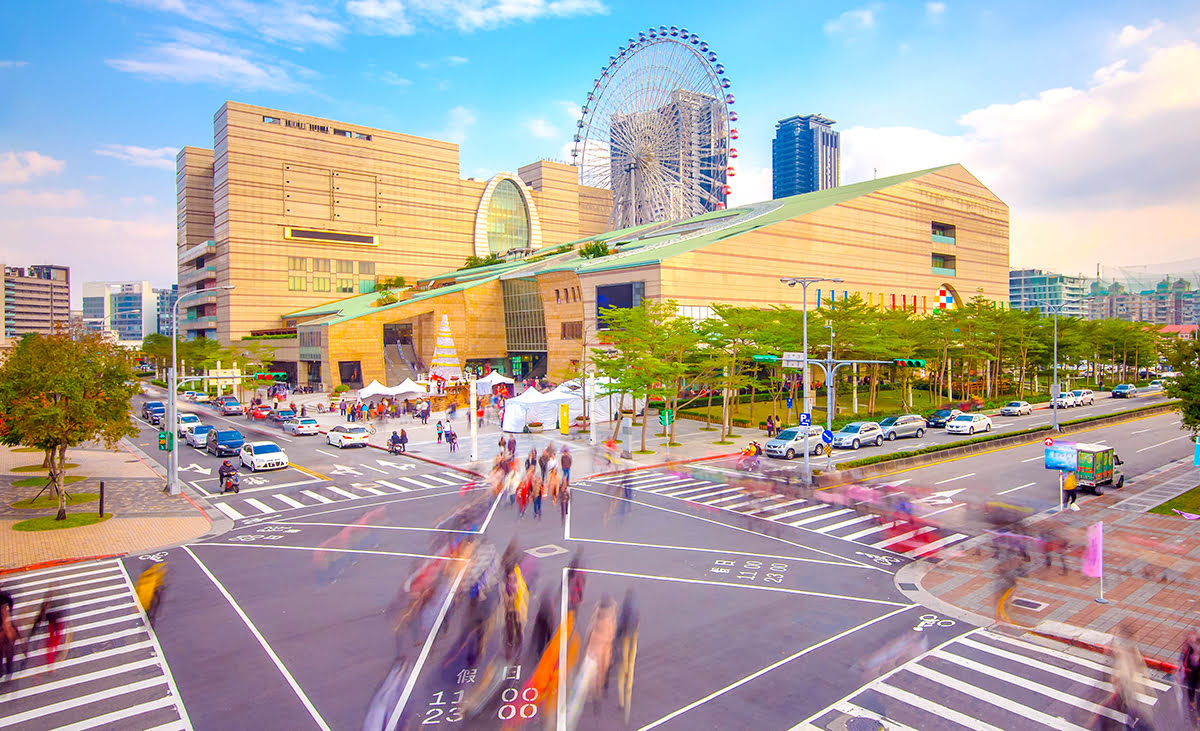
221 472 240 494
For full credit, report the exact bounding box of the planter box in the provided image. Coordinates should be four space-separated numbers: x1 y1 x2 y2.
527 424 543 433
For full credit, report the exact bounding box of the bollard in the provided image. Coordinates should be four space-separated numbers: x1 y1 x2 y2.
99 481 105 516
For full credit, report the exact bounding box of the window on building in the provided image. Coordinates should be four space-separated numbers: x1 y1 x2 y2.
288 256 306 271
487 179 531 255
555 289 561 304
354 132 372 141
263 116 281 124
596 282 645 328
337 279 354 293
932 253 957 276
336 260 354 274
313 259 331 273
932 222 956 244
561 321 583 340
333 129 352 138
338 360 363 389
359 280 375 294
288 276 307 291
358 262 375 275
313 277 330 292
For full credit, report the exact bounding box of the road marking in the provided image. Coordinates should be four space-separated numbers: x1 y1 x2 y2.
302 489 334 503
830 702 920 731
213 502 245 520
316 449 340 458
769 505 823 521
0 656 159 703
998 482 1037 495
869 682 1006 731
357 485 387 496
274 494 305 509
325 486 358 499
9 568 121 596
790 509 853 527
904 661 1094 729
1131 428 1151 434
698 492 751 506
933 472 975 485
638 604 915 730
0 675 168 726
905 532 968 556
56 696 180 731
360 464 388 474
183 547 332 731
397 475 438 489
244 498 277 514
720 498 763 511
1136 435 1190 452
983 632 1170 691
376 480 410 492
679 487 744 503
1021 456 1042 463
870 525 936 548
419 473 458 487
660 483 727 499
644 480 711 494
923 503 965 518
843 520 901 541
813 514 878 534
579 567 909 605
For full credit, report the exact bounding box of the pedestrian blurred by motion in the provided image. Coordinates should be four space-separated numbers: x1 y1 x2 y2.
29 588 68 667
530 594 554 659
538 445 554 480
532 470 547 519
0 582 18 682
503 563 529 662
1182 630 1200 716
614 589 639 720
560 479 570 524
436 420 444 443
517 469 531 517
584 596 618 705
507 435 517 457
525 447 538 473
1040 524 1068 574
567 555 586 615
560 447 572 486
1096 620 1151 729
1062 470 1079 511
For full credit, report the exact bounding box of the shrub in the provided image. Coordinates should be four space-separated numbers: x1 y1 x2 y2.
578 240 612 259
333 384 350 394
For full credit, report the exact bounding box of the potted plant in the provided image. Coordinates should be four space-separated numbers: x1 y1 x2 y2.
527 422 544 433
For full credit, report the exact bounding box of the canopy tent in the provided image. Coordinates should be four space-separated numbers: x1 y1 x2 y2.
391 378 428 398
476 371 515 389
357 380 391 399
499 378 646 432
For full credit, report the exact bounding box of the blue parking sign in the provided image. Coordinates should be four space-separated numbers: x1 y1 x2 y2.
821 429 834 444
798 413 811 426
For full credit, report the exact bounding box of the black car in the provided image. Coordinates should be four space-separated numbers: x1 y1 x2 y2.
206 428 245 456
925 408 963 428
142 400 164 420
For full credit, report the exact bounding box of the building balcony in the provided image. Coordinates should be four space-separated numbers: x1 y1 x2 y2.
178 240 216 265
182 314 217 329
931 233 956 245
932 265 957 278
179 265 217 288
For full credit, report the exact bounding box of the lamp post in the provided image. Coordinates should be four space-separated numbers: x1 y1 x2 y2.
781 276 843 485
1044 301 1068 433
167 284 235 495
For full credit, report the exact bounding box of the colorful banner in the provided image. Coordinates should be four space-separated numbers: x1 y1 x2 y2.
1082 521 1103 578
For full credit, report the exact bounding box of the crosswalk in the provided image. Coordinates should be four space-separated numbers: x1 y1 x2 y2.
208 469 476 521
588 470 970 557
802 629 1172 730
0 559 190 730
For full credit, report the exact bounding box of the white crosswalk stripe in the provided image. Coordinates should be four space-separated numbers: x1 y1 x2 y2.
802 630 1170 731
0 559 190 730
609 469 975 554
375 480 410 493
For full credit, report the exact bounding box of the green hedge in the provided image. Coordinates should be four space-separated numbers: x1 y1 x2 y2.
240 333 297 340
151 379 167 389
837 402 1172 470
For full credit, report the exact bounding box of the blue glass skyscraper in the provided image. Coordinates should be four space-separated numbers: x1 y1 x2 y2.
772 114 840 198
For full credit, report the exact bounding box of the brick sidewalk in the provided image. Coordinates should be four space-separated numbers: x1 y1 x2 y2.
914 459 1200 665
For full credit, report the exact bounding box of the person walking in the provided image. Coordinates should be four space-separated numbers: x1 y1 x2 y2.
1062 470 1079 511
614 590 640 722
0 582 17 682
399 429 409 453
1182 630 1200 716
560 447 572 486
29 589 67 667
507 435 517 457
436 421 444 444
559 478 570 524
533 469 548 519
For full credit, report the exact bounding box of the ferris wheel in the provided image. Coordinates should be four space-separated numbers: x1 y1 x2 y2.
572 26 737 230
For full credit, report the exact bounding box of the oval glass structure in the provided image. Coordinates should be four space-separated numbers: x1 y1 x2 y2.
487 179 530 255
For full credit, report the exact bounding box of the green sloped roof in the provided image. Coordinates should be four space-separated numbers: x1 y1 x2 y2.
284 275 503 326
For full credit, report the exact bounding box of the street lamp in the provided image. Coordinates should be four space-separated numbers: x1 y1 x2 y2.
1043 300 1068 433
167 284 235 495
781 276 843 485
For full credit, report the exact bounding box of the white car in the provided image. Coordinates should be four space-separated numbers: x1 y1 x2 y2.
327 424 371 448
946 413 993 435
1000 400 1032 416
239 441 289 471
1052 391 1080 408
282 417 320 436
832 422 884 450
1071 389 1095 406
176 413 202 436
186 424 214 448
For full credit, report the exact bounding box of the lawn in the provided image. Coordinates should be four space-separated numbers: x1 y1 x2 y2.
12 513 112 531
1149 484 1200 518
11 492 101 510
11 462 78 473
12 475 88 488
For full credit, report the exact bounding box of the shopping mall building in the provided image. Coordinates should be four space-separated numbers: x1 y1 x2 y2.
272 164 1010 389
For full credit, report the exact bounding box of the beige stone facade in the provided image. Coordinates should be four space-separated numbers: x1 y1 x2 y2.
176 101 612 343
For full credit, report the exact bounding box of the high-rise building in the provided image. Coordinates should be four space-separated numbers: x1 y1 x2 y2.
1009 268 1088 318
176 101 613 342
1087 277 1200 325
155 285 178 336
2 265 71 339
81 281 160 342
772 114 840 198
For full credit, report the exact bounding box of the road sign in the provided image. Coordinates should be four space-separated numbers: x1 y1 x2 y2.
1050 384 1061 398
658 409 674 426
1045 441 1077 471
822 444 833 456
798 413 811 427
782 352 805 369
752 354 779 362
821 429 834 444
1044 436 1054 447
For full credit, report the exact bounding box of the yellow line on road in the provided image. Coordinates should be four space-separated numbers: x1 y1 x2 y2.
820 408 1170 489
290 463 331 482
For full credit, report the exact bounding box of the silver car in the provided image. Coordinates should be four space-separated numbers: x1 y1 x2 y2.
1071 389 1095 406
878 414 926 441
832 422 884 450
764 425 825 459
1000 400 1032 416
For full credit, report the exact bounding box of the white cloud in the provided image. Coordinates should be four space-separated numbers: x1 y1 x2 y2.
352 0 606 35
347 0 414 34
824 7 875 34
379 71 412 86
726 164 771 207
106 36 307 91
439 105 476 144
0 60 29 68
446 55 469 65
525 118 559 139
925 2 945 18
95 144 178 171
123 0 344 46
839 38 1200 271
0 189 87 209
1116 20 1162 47
0 151 66 184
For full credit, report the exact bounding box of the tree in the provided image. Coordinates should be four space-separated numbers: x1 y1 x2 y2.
458 253 503 270
591 303 657 443
0 326 139 520
577 241 612 259
1165 339 1200 437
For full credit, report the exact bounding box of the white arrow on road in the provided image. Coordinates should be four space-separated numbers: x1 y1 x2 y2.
178 464 212 475
330 464 362 476
919 488 966 505
375 459 415 471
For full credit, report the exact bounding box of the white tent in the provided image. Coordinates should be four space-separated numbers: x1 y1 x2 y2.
501 387 582 433
390 378 428 397
476 371 515 389
357 380 391 399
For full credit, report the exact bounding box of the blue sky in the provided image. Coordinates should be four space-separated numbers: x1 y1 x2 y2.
3 1 1200 303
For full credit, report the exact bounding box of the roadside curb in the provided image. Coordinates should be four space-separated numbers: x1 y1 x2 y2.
0 553 125 577
1024 627 1179 674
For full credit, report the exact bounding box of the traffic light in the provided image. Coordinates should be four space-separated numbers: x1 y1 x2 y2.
893 358 927 368
157 431 173 452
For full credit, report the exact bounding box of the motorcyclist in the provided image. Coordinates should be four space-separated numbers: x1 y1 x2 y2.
218 460 239 494
389 431 403 454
